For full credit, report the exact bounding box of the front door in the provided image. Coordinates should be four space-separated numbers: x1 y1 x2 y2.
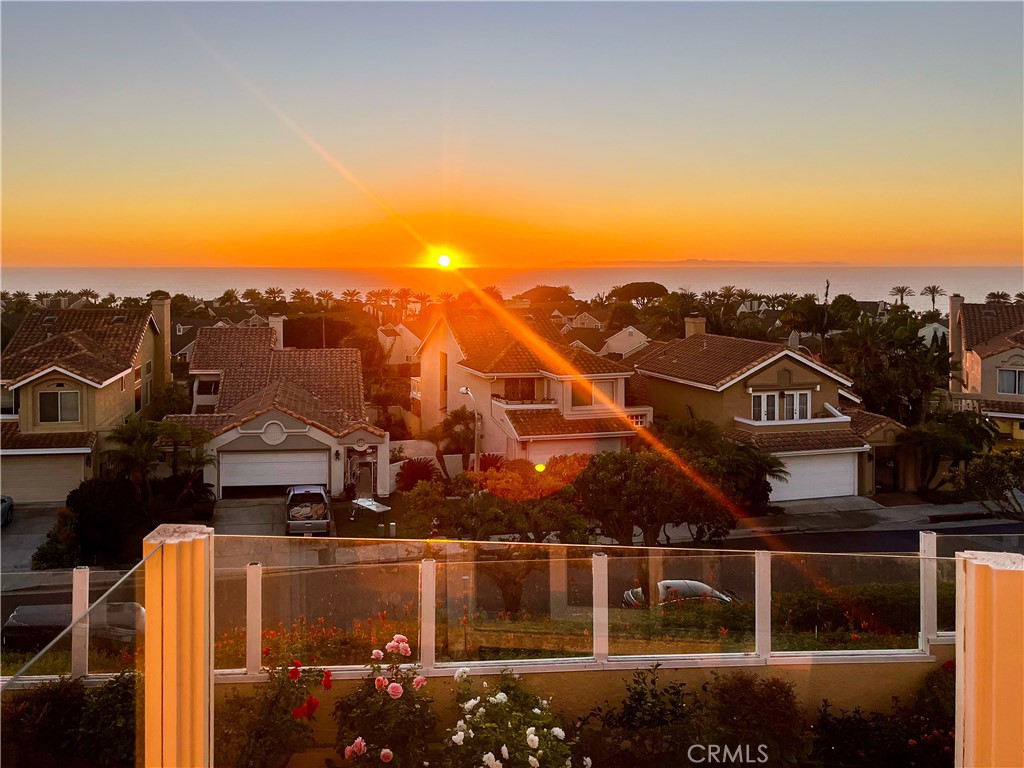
874 446 900 493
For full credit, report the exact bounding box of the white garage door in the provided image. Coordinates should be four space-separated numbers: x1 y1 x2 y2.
771 452 858 501
220 451 329 490
0 454 86 503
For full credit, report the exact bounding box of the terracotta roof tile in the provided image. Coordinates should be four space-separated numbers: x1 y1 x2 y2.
840 407 905 439
505 409 638 439
726 428 867 453
4 309 152 363
980 398 1024 416
625 373 651 407
973 326 1024 359
0 422 97 451
959 303 1024 350
563 328 611 353
2 331 128 385
621 340 670 367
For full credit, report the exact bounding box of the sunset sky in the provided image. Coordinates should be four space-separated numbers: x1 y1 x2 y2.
2 2 1021 270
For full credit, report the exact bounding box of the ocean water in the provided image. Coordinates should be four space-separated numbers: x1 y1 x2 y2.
2 264 1021 314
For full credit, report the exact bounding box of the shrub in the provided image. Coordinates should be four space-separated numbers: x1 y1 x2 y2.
442 668 578 768
478 453 507 473
333 633 437 767
66 478 144 564
216 659 327 768
31 507 79 569
395 456 442 491
78 669 138 766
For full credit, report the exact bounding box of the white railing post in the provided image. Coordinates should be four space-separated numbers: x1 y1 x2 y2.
245 562 263 675
919 531 937 652
420 559 436 672
755 551 771 661
592 553 609 662
71 566 90 679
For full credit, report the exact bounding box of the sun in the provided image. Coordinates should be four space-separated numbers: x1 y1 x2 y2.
437 253 452 268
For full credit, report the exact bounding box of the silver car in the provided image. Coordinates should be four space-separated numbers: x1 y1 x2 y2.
622 579 733 608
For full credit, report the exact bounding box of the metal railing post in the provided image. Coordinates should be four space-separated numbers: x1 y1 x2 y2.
71 566 90 679
592 553 609 662
245 562 263 674
755 551 771 660
919 531 937 652
420 559 436 672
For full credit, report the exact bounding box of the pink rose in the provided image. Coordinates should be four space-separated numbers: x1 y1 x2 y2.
375 676 388 690
387 682 404 699
380 748 394 763
371 649 384 660
352 737 367 756
413 675 427 690
392 634 408 643
345 746 353 760
398 642 412 657
385 641 399 653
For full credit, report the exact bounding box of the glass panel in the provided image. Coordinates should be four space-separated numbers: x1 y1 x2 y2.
2 570 75 675
997 369 1016 394
765 393 776 420
571 380 591 407
798 392 809 419
1018 370 1024 394
38 391 59 422
752 394 762 420
771 552 921 651
86 568 145 673
608 551 755 656
214 566 247 669
435 542 593 662
934 534 1023 634
60 391 80 422
784 393 795 420
594 380 615 403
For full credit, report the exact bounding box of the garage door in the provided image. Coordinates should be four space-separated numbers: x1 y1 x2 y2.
525 438 622 466
771 452 858 501
219 451 329 490
0 454 86 503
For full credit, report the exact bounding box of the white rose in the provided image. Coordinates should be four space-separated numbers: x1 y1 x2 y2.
550 727 565 741
584 758 592 768
451 732 465 746
527 734 540 749
463 697 480 712
529 757 540 768
454 667 471 682
532 708 542 715
482 681 489 688
494 692 508 704
526 727 536 736
501 745 509 760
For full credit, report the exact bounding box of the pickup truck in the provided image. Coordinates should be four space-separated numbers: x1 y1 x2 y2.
285 485 332 537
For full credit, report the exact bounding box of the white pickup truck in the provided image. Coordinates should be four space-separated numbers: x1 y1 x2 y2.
285 485 332 537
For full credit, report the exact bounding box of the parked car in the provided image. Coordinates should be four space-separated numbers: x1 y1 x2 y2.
285 485 332 536
2 602 145 654
622 579 733 608
1 496 12 527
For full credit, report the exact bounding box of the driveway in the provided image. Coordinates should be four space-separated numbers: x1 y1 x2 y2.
1 503 59 571
212 498 287 536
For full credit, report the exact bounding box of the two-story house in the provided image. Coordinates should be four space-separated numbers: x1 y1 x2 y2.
0 302 172 502
949 294 1024 441
633 319 909 500
411 308 652 466
563 325 654 360
173 321 388 498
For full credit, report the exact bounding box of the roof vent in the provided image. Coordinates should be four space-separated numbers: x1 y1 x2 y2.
42 315 57 325
112 315 127 324
982 310 996 318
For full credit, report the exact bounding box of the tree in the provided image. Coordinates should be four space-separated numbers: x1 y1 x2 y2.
290 287 313 305
985 291 1011 305
65 478 145 564
889 286 915 304
395 457 442 492
392 287 414 317
412 292 432 313
107 415 162 503
920 285 946 312
442 406 477 471
608 282 669 309
1015 292 1024 305
149 383 192 420
517 285 574 304
946 449 1024 519
606 301 640 332
341 289 362 304
900 411 999 489
242 288 264 304
338 327 385 389
80 288 100 303
218 289 240 306
265 287 286 302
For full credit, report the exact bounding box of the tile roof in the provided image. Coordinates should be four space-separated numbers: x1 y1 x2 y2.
959 303 1024 350
621 340 670 367
401 317 432 341
505 409 638 439
3 309 153 384
1 331 129 385
563 328 611 353
171 318 219 356
0 422 97 451
188 327 367 420
840 407 905 439
973 327 1024 359
625 373 651 407
726 428 868 453
980 398 1024 416
379 326 401 338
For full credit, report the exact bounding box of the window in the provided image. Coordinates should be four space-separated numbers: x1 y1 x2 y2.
997 369 1024 395
783 391 810 420
628 414 646 427
504 378 536 401
196 380 220 395
112 315 127 324
0 387 19 416
134 366 142 383
120 376 126 392
571 380 592 407
39 391 80 423
143 379 152 406
751 393 778 421
593 380 615 405
143 360 153 377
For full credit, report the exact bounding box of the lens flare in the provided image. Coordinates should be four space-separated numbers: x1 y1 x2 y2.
534 463 546 473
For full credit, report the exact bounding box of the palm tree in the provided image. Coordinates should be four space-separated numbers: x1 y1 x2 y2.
341 289 362 304
241 288 264 304
0 290 10 303
290 287 312 304
378 288 395 309
34 291 52 303
412 292 432 313
718 285 739 305
437 292 455 306
265 287 286 302
54 289 75 298
985 291 1011 305
777 292 798 309
889 286 915 304
13 291 30 300
393 287 414 317
315 289 336 309
101 292 119 307
920 285 946 312
699 290 719 307
80 288 100 303
218 289 240 306
1015 292 1024 305
108 415 163 503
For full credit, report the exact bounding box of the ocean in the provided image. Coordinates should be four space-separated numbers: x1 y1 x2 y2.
2 264 1022 314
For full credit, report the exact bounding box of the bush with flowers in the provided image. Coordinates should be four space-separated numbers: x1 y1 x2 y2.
215 658 330 768
333 633 437 766
442 667 582 768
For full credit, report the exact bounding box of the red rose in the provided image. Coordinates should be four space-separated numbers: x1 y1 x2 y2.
288 666 301 681
304 695 320 716
322 670 333 690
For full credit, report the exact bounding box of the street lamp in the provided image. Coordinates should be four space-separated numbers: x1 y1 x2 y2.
458 386 480 471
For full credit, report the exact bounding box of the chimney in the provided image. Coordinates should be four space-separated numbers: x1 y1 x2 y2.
151 298 172 385
949 294 964 393
269 314 285 350
684 312 706 337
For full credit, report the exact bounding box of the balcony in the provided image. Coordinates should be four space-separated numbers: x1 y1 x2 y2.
733 402 851 432
490 393 556 409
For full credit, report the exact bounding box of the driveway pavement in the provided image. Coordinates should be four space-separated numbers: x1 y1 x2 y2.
1 503 59 571
212 498 287 536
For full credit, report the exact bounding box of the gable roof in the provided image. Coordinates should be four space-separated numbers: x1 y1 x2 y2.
635 334 851 390
171 317 219 355
840 407 905 439
563 328 611 354
973 327 1024 359
959 303 1024 350
189 326 366 420
727 428 868 453
505 409 638 439
621 340 670 367
2 309 155 386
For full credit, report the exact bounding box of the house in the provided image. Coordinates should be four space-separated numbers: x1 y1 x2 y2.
209 306 269 327
633 317 908 501
571 307 610 331
377 320 428 365
0 302 172 502
171 318 221 363
175 320 388 498
411 307 652 466
855 300 892 323
563 325 654 359
919 320 949 348
949 294 1024 441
